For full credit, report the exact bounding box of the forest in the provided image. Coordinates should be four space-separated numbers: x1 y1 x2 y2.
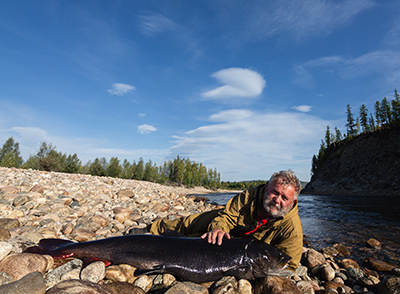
0 138 262 190
312 89 400 175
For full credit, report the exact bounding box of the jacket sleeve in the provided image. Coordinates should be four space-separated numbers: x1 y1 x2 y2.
271 221 303 271
207 189 253 233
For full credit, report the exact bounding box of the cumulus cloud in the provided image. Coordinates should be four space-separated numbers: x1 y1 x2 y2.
201 68 266 100
108 83 135 96
292 105 312 112
138 124 157 135
169 109 334 181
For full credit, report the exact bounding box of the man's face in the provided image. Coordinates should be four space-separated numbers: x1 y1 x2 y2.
263 179 297 218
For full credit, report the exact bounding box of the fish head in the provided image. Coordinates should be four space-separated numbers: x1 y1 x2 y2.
246 240 292 278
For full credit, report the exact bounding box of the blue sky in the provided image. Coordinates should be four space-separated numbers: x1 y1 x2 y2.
1 1 399 182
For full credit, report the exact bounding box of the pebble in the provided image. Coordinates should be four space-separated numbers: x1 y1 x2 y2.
0 167 400 293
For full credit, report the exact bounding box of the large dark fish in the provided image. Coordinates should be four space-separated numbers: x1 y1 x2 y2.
25 234 291 283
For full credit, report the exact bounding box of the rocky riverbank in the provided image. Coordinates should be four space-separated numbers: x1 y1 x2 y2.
0 167 399 293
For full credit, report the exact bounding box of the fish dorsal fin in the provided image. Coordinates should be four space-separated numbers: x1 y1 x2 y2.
161 229 187 238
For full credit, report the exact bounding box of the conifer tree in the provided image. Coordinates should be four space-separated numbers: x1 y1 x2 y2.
345 104 356 138
0 137 23 168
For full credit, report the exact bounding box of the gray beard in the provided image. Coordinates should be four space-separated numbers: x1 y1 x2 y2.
263 198 292 218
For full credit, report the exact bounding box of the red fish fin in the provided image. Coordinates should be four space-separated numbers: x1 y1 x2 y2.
81 257 112 267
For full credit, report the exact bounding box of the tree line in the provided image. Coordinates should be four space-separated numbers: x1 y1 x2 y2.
312 89 400 175
0 139 222 189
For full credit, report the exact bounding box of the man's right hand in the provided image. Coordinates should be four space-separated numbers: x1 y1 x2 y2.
201 228 231 246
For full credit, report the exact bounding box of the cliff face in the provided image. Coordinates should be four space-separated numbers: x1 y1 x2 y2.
301 126 400 196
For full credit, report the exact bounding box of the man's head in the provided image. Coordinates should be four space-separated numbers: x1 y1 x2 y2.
263 170 300 218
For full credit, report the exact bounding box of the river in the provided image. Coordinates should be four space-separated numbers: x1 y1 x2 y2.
198 192 400 266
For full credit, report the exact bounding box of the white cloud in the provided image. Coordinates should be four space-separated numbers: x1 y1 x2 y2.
201 68 266 100
108 83 135 96
11 127 48 142
294 50 400 88
209 109 252 122
247 0 375 41
292 105 312 112
138 13 180 36
138 124 157 135
169 109 334 181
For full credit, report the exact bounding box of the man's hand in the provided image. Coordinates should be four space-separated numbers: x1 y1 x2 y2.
201 229 231 245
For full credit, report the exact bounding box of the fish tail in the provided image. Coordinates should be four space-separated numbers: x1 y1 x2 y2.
25 238 75 259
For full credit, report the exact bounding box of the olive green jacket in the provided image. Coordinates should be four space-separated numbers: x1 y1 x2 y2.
208 184 303 271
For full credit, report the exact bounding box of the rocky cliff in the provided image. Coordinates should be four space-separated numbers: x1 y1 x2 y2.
301 125 400 196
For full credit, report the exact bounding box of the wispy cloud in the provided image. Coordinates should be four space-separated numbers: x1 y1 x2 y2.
108 83 136 96
293 50 400 88
170 109 332 181
201 68 266 101
246 0 375 41
138 12 180 36
292 105 312 112
138 124 157 135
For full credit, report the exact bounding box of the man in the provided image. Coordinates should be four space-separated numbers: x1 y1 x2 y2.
142 170 303 271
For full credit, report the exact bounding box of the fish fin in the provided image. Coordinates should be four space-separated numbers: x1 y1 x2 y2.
161 229 187 238
134 264 165 276
38 238 75 250
81 257 112 267
25 238 75 254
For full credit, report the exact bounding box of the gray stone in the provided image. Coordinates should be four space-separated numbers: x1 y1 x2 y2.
0 271 46 294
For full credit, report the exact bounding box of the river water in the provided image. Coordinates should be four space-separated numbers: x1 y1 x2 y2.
199 192 400 266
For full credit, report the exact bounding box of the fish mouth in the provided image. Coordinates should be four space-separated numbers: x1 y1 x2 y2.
279 256 292 269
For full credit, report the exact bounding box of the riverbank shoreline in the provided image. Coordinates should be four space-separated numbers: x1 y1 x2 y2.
1 167 400 293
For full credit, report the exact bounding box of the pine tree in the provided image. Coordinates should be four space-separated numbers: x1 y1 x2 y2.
359 104 369 132
345 104 357 138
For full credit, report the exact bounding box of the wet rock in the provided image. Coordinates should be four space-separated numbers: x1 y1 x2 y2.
46 279 114 294
0 271 46 294
324 281 346 290
254 276 301 294
333 243 351 256
321 264 336 281
346 267 364 280
296 280 315 294
366 238 381 249
379 276 400 294
304 248 326 268
365 257 397 272
0 253 48 281
339 259 360 269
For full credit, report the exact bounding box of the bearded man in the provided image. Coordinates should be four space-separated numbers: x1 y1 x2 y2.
135 170 303 271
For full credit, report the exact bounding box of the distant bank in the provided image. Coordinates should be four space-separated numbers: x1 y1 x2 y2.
302 125 400 196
